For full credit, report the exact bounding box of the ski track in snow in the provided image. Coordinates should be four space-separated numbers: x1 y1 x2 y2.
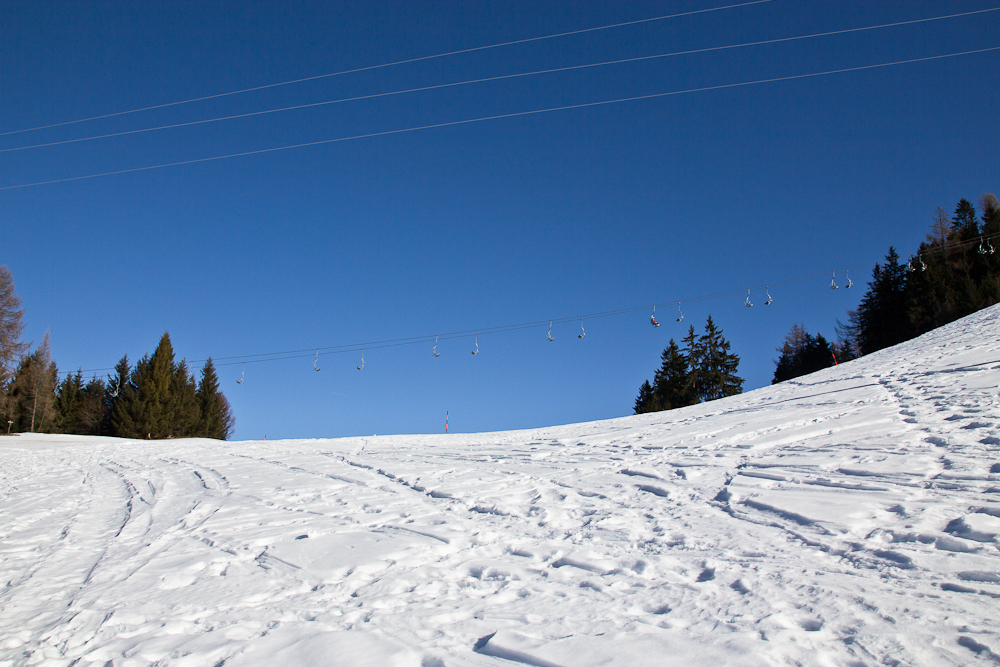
2 306 1000 666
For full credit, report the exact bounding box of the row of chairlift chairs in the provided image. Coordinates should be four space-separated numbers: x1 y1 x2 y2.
649 269 854 327
235 237 991 383
903 236 995 276
233 267 876 383
287 241 992 380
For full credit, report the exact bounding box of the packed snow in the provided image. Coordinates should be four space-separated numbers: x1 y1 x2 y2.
2 306 1000 667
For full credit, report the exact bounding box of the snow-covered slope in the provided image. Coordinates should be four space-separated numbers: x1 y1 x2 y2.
2 306 999 667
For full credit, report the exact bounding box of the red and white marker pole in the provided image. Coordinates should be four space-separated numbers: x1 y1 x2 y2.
446 411 449 434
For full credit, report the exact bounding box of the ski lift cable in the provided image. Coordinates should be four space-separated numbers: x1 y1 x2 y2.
0 0 775 138
57 261 878 377
59 231 1000 378
6 45 1000 191
7 6 997 153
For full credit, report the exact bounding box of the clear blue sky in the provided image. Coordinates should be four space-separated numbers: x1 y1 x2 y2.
3 1 998 439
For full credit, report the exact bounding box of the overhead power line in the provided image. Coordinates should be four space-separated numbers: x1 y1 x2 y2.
0 0 773 137
6 6 998 154
5 45 999 192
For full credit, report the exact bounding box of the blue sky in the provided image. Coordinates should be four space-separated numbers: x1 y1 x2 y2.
3 0 998 439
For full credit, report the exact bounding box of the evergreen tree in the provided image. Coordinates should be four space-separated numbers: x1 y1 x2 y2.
218 393 235 440
633 380 657 415
55 371 108 435
681 325 702 401
171 359 200 437
196 358 233 439
695 316 743 401
136 334 178 437
77 376 107 435
952 198 979 241
977 193 1000 305
773 324 837 383
652 339 695 410
113 354 148 438
107 355 134 437
55 370 84 433
845 247 910 355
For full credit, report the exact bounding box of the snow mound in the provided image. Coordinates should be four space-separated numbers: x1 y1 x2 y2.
2 304 1000 666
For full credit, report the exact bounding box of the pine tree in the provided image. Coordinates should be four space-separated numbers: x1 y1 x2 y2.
773 324 837 383
55 370 84 433
845 247 910 355
127 333 179 438
695 316 743 401
77 376 107 435
652 339 694 410
952 198 980 241
681 325 702 401
218 394 235 440
107 355 134 437
171 359 200 437
196 358 233 439
634 380 657 415
973 192 1000 308
55 371 108 435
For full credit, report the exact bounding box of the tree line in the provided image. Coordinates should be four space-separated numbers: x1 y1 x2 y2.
0 266 233 439
772 193 999 384
634 315 743 414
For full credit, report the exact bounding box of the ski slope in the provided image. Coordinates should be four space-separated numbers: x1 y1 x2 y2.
2 306 999 667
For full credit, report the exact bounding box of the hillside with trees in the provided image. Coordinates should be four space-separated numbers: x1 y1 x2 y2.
773 193 999 384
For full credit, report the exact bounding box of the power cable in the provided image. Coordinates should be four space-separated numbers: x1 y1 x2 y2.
4 45 999 192
0 0 773 137
6 6 998 154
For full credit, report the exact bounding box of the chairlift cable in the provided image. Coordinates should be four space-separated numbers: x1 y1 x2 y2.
58 232 1000 378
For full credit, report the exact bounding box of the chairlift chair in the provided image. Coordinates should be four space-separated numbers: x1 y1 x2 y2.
745 288 753 307
237 362 245 384
650 305 661 327
357 350 364 371
547 321 554 342
578 319 586 339
313 349 321 371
